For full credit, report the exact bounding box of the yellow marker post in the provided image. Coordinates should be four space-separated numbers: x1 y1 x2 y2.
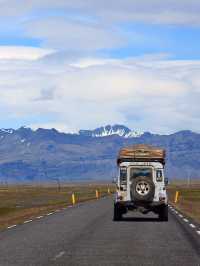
72 193 76 205
174 191 179 203
96 190 99 199
107 187 110 194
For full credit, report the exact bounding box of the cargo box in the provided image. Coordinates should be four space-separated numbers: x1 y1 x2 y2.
117 144 165 165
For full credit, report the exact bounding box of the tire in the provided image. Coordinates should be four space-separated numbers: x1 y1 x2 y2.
113 203 122 221
131 176 155 202
159 205 168 221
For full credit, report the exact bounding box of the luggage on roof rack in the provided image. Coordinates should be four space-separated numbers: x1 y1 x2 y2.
117 144 165 165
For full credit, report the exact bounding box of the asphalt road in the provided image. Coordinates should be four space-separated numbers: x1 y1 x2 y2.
0 197 199 266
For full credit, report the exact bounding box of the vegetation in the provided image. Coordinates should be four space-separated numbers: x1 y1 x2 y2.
168 183 200 223
0 184 114 230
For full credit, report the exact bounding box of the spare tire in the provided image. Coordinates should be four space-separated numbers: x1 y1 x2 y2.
131 176 155 202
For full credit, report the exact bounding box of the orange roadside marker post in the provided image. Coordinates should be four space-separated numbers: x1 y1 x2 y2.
174 191 179 203
72 193 76 205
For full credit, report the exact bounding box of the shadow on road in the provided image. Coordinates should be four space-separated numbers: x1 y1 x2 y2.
117 217 160 222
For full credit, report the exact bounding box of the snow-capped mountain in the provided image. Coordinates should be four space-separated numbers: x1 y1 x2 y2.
79 125 143 138
0 125 199 182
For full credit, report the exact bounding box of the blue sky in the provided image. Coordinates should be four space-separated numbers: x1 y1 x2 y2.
0 0 200 133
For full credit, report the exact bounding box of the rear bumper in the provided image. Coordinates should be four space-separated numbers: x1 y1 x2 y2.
115 200 167 208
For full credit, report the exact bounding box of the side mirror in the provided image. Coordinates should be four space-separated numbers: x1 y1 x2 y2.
164 178 168 185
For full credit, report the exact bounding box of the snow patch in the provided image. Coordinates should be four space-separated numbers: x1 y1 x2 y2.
0 128 14 134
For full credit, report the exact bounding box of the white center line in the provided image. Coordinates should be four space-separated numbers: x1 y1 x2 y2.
53 251 66 260
183 218 189 223
7 225 17 229
190 224 196 228
24 220 32 224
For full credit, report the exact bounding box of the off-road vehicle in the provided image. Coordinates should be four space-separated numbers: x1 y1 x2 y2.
113 144 168 221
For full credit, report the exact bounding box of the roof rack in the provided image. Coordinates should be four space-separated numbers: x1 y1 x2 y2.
117 144 165 165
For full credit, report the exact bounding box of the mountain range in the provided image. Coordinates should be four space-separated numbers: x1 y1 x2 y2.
0 125 199 183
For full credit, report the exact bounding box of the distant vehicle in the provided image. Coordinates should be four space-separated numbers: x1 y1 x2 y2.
113 144 168 221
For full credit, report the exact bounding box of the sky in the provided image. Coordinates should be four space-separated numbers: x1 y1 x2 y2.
0 0 200 134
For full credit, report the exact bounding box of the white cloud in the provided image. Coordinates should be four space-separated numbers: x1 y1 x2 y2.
0 46 54 60
0 53 199 133
1 0 200 26
23 18 125 51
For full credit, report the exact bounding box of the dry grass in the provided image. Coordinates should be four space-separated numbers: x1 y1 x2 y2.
168 184 200 223
0 184 114 230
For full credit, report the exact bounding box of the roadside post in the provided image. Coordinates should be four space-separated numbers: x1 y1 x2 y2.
174 191 179 203
96 190 99 199
108 187 110 194
72 193 76 205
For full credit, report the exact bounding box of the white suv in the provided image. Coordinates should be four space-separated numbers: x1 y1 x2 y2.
113 145 168 221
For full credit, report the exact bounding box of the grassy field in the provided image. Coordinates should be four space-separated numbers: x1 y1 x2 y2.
0 184 114 230
168 184 200 223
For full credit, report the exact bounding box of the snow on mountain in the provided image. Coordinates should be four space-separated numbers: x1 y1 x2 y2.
79 125 143 138
0 128 14 134
0 125 143 139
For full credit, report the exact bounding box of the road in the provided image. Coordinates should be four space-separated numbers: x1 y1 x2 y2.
0 197 199 266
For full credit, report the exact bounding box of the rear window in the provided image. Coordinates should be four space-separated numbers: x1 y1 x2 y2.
156 170 163 182
120 167 127 183
130 168 152 179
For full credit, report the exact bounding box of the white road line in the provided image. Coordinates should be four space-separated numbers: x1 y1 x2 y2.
24 220 32 224
36 216 43 219
196 231 200 235
179 214 183 218
189 224 196 228
54 251 66 260
183 218 189 223
47 212 53 216
7 225 17 229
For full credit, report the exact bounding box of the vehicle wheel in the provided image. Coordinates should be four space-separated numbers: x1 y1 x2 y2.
113 203 122 221
131 176 155 202
159 205 168 221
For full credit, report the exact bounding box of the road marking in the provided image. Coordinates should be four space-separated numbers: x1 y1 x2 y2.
189 224 196 228
53 251 65 260
196 231 200 235
7 225 17 229
179 214 183 218
183 218 189 223
24 220 32 224
47 212 53 216
55 210 60 212
36 216 43 219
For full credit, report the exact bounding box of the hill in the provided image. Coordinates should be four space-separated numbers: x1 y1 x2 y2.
0 125 199 182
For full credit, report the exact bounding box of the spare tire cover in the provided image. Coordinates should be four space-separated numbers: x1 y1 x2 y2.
131 176 155 202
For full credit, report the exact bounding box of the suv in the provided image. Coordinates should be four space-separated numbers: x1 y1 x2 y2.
113 144 168 221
